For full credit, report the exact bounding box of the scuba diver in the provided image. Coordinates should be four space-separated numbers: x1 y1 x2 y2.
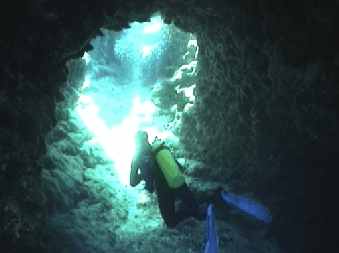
130 130 204 227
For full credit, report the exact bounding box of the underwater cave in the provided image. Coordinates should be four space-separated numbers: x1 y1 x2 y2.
1 1 337 253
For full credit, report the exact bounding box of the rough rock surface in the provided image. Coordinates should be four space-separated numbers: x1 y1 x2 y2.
40 56 282 253
1 0 337 252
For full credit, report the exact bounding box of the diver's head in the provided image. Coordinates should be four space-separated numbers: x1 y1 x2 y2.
135 130 149 147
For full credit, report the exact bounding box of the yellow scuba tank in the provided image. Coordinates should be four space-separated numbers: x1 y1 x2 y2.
152 143 185 188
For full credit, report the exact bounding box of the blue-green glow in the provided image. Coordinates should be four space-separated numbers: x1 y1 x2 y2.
142 44 157 58
113 15 169 81
143 16 163 34
75 15 186 186
76 94 160 186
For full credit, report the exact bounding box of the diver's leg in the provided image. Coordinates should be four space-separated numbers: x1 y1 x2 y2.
175 184 204 221
157 189 177 227
177 184 199 210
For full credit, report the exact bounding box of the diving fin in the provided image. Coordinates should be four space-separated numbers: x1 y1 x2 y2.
220 191 272 224
204 204 219 253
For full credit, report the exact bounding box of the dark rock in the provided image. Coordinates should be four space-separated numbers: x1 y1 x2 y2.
2 1 338 252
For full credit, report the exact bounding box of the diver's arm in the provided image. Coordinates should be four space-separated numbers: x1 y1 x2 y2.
130 159 142 187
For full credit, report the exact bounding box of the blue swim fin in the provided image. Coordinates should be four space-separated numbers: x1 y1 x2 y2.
221 191 272 224
204 204 219 253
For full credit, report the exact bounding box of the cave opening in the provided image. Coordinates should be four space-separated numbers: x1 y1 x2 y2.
4 1 327 252
74 14 198 186
44 14 205 252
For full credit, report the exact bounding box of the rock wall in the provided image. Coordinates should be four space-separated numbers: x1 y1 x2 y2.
0 1 156 251
1 0 338 252
41 59 129 253
162 1 339 252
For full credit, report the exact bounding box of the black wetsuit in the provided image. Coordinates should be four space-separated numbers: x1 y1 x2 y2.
132 143 201 227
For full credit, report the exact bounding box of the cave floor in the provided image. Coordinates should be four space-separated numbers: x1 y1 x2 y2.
112 186 283 253
48 153 284 253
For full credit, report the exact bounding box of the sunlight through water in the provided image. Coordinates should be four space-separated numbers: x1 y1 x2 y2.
76 14 176 186
76 94 161 186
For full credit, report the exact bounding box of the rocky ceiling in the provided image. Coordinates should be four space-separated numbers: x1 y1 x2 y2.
1 0 338 252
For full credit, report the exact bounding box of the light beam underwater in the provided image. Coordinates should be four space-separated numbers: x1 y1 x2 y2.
76 94 160 186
